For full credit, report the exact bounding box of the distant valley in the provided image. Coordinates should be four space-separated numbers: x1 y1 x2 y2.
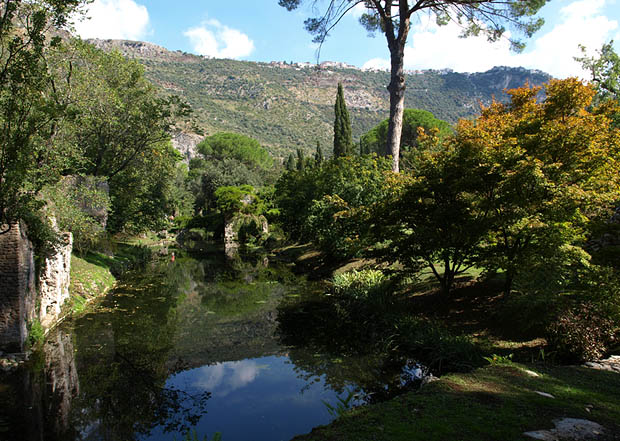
89 39 552 160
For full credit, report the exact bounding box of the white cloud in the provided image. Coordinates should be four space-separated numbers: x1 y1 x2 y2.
362 57 390 71
192 360 262 397
73 0 150 40
184 19 254 59
361 0 618 78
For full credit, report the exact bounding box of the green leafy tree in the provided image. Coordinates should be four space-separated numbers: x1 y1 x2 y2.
197 132 273 170
189 133 276 214
0 0 85 236
333 82 353 157
276 154 392 258
48 39 187 232
360 108 452 163
577 41 620 128
577 41 620 103
376 146 490 294
280 0 547 172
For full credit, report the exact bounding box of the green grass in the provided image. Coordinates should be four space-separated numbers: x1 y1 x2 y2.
69 253 116 310
293 363 620 441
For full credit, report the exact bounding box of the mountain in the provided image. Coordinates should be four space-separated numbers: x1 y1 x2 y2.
88 39 552 160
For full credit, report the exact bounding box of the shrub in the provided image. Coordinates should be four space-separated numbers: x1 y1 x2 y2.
330 269 395 323
395 317 480 373
546 301 617 362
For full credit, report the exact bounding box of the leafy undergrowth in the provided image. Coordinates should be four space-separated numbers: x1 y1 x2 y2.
293 363 620 441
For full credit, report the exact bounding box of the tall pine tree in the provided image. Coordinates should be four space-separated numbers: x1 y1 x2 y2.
333 82 353 157
315 140 324 165
285 153 296 171
296 148 305 171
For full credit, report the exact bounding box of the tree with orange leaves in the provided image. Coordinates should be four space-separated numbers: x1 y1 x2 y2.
455 78 620 294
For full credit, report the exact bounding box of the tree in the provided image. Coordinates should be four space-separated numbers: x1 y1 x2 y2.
376 138 490 294
333 82 353 157
577 41 620 128
296 147 305 170
54 40 183 180
360 108 452 158
197 132 273 170
280 0 547 172
0 0 85 234
577 41 620 103
285 153 296 171
314 140 324 165
189 133 276 214
454 79 620 294
50 39 186 233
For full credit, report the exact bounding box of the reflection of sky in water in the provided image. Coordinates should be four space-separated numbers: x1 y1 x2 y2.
143 355 358 441
189 360 264 397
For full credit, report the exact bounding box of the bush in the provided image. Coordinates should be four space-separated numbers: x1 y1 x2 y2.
330 269 395 322
547 302 617 362
395 317 481 373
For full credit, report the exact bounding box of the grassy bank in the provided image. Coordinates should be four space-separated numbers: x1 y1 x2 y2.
67 241 157 314
68 253 116 313
273 245 620 441
294 362 620 441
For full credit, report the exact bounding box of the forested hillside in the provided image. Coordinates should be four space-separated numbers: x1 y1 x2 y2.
88 39 551 158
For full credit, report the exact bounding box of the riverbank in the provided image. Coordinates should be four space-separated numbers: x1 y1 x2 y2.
273 244 620 440
293 361 620 440
66 236 171 317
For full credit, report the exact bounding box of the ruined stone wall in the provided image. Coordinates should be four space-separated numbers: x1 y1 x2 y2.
0 222 37 352
39 232 73 329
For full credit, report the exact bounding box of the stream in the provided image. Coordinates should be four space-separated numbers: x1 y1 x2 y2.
0 250 423 441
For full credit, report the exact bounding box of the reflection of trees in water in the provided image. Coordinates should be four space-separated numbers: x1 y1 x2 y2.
277 296 423 404
71 265 210 440
73 350 210 439
0 329 81 441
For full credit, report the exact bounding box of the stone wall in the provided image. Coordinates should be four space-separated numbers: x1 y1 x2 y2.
0 222 37 352
39 232 73 329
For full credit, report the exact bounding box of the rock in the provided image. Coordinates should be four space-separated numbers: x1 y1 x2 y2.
171 131 202 163
420 374 439 387
535 391 555 399
524 369 540 377
583 355 620 373
524 418 605 441
523 430 559 441
39 231 72 329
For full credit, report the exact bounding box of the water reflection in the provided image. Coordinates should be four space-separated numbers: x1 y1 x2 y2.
1 250 420 441
189 360 264 397
155 356 359 441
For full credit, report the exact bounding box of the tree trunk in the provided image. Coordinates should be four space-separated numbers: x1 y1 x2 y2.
383 4 410 174
503 269 514 296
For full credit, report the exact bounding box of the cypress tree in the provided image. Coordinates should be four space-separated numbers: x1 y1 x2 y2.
286 153 296 171
314 140 324 165
333 82 352 157
296 148 305 171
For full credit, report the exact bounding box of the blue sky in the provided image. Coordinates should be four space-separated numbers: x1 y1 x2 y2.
73 0 620 78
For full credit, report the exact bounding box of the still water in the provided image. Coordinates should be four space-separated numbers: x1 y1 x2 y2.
1 251 417 441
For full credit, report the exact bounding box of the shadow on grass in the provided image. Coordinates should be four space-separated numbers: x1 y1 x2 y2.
293 363 620 441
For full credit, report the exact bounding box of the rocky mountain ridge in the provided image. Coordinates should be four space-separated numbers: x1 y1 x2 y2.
88 38 552 160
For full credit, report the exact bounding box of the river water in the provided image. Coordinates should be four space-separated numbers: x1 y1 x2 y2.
0 251 420 441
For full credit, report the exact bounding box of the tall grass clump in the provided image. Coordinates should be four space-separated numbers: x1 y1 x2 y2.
331 269 394 319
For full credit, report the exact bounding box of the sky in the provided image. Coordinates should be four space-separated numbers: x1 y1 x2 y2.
72 0 620 79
